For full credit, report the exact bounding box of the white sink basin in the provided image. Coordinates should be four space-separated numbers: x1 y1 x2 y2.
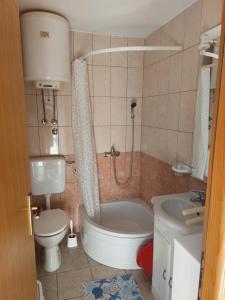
152 193 203 234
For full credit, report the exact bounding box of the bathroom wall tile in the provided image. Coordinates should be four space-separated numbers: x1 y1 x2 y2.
153 95 168 129
179 91 196 133
181 46 200 92
99 178 111 201
143 66 151 97
126 98 142 126
177 132 193 165
125 125 141 152
93 66 110 96
128 38 144 68
166 93 180 131
165 130 178 165
142 97 152 126
57 95 72 126
96 153 111 180
201 0 223 32
93 34 110 66
159 22 172 59
110 67 127 97
37 93 57 127
150 63 160 96
110 36 127 67
158 58 170 95
39 127 59 155
169 52 183 93
94 126 110 153
58 127 74 155
58 81 72 96
140 126 149 154
66 159 77 183
171 12 185 46
58 267 92 300
148 127 166 162
110 125 126 152
88 65 94 97
127 68 143 98
26 94 38 126
74 31 93 64
111 97 127 125
24 82 36 95
184 0 202 49
27 127 40 156
94 97 110 125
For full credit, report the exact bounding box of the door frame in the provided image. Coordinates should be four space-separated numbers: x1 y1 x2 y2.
201 1 225 299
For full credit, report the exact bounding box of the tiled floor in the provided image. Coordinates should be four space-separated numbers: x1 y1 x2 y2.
37 236 155 300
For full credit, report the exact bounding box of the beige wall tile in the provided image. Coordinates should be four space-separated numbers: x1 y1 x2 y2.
140 126 149 154
126 125 141 152
58 81 72 96
111 97 127 125
201 0 223 32
148 127 166 161
39 127 59 155
26 94 38 126
181 45 200 91
111 125 126 152
57 96 72 126
127 68 143 98
73 31 93 64
93 34 110 66
166 93 180 131
169 52 183 93
152 95 167 129
177 132 193 165
111 67 127 97
184 0 202 49
142 98 152 126
94 97 110 125
126 98 142 126
110 36 127 67
27 127 40 156
171 12 185 46
93 66 110 96
165 130 178 165
37 92 57 127
128 38 144 68
94 126 110 153
158 58 170 95
179 91 196 132
58 127 74 155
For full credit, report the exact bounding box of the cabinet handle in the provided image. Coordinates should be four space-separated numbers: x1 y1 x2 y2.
162 269 167 280
168 277 172 289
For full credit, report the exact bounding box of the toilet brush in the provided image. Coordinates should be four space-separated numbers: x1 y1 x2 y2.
67 219 78 248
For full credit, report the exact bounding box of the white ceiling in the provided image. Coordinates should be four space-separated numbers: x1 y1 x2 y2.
18 0 197 38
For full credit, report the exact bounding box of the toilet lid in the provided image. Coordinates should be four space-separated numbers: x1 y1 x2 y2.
34 209 69 237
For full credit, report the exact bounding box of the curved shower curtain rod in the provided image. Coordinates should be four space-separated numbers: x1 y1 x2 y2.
80 45 183 60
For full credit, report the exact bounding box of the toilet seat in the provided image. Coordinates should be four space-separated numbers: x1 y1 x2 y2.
34 209 69 237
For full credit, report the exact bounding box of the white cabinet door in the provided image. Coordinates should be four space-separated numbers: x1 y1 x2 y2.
152 229 172 300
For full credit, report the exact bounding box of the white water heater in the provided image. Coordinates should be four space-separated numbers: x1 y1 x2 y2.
21 11 70 90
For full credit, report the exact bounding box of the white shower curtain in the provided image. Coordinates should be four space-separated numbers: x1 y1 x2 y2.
192 67 210 180
72 58 100 220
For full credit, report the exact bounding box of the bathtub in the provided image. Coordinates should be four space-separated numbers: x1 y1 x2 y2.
81 198 154 269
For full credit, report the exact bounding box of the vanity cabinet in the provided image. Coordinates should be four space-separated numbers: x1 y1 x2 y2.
152 229 172 300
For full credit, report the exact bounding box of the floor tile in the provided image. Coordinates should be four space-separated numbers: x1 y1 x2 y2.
87 256 101 267
90 264 126 280
39 274 58 300
57 247 89 273
57 267 92 300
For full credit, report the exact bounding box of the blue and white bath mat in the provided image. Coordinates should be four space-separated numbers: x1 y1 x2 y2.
83 274 144 300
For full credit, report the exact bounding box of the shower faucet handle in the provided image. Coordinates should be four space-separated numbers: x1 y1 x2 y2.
104 146 120 158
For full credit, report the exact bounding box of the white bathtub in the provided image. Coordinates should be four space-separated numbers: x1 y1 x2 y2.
81 198 154 269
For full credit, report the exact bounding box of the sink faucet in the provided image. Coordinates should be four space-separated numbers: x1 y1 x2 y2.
190 190 206 206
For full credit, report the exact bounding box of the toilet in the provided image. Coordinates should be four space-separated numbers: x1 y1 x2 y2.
30 156 69 272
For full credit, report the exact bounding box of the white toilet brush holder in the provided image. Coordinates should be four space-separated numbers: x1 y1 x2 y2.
67 220 78 248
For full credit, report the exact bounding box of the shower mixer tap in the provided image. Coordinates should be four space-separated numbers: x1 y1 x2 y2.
104 146 120 158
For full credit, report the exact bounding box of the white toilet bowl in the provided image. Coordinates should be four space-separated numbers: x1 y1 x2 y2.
34 209 69 272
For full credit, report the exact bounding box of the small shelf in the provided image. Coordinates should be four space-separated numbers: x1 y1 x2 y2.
172 164 192 175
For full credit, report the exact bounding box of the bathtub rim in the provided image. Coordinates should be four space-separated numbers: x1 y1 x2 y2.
82 198 154 239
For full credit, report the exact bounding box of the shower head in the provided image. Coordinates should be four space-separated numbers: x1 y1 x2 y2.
130 99 137 119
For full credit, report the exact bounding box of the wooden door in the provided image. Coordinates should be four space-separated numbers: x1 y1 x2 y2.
0 1 37 299
201 1 225 299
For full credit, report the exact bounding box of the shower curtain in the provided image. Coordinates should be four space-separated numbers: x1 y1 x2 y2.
72 59 100 220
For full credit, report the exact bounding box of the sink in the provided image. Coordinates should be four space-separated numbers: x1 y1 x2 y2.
152 193 203 234
161 198 198 222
